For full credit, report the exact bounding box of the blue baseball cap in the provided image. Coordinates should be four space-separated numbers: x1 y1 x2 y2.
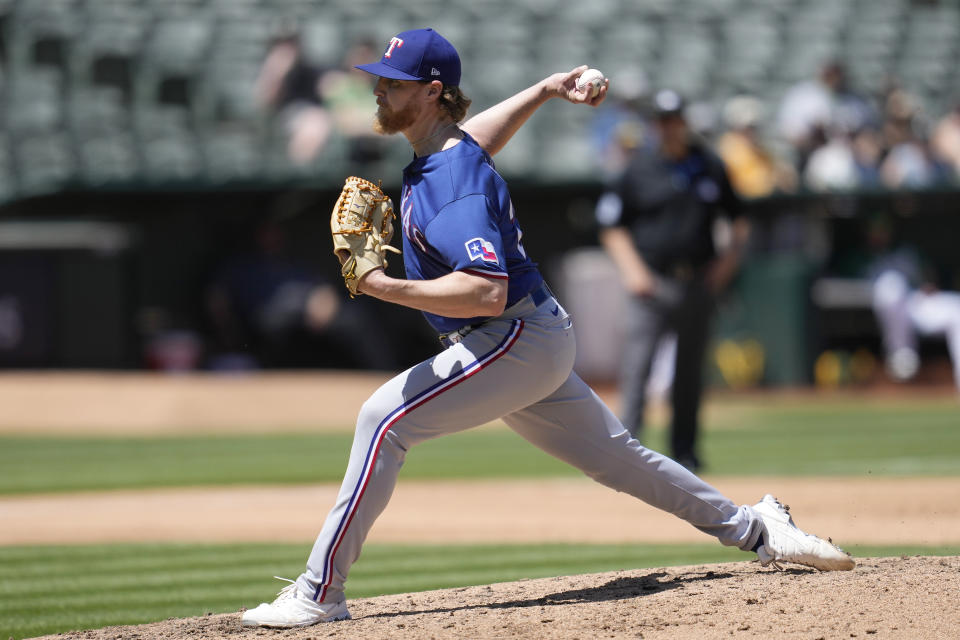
355 28 461 87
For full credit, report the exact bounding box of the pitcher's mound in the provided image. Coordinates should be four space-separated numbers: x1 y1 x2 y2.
31 555 959 640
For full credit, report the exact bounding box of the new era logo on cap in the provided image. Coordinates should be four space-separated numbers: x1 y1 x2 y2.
355 28 461 87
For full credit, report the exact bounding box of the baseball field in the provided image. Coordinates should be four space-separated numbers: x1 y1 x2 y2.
1 372 958 639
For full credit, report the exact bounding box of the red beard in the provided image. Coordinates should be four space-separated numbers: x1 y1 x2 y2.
373 100 420 135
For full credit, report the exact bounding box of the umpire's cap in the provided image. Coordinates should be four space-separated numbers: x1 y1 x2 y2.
652 89 686 118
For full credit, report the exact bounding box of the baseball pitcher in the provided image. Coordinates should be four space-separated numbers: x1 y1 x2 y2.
243 28 854 629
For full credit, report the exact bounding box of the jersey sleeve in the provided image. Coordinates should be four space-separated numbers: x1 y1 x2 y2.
595 190 625 228
424 193 508 280
594 162 635 229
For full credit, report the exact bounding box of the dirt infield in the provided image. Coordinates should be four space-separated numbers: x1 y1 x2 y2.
3 476 957 546
0 372 384 434
29 555 960 640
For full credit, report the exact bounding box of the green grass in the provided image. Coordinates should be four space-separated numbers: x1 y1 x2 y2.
1 397 958 638
1 400 958 494
1 542 957 640
681 401 960 476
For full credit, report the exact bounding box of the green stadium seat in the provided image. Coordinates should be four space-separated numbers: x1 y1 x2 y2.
149 0 210 19
489 125 537 180
139 134 202 183
199 65 263 125
142 17 213 73
537 133 594 181
683 0 742 22
622 0 676 20
0 135 16 203
67 86 130 138
550 0 620 27
717 14 780 96
427 15 472 47
209 0 263 19
604 19 660 57
12 132 76 196
69 17 145 101
81 0 146 24
534 24 594 76
4 0 960 191
5 68 64 136
200 128 263 183
75 133 140 185
268 0 329 17
6 2 80 76
299 14 346 67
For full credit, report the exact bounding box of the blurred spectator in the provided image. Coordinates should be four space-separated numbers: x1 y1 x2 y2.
931 100 960 183
319 36 390 167
878 88 945 189
776 61 877 171
256 28 333 166
205 219 400 371
595 89 749 472
801 123 884 193
803 129 860 191
850 125 885 188
716 95 798 198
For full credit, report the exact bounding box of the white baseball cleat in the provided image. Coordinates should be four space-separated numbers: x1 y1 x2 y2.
752 494 855 571
241 578 351 628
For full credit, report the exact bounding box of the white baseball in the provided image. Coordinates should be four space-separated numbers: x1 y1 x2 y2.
576 68 605 98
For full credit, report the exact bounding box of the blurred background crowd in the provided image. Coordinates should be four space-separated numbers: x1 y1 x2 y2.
3 0 960 193
0 0 958 394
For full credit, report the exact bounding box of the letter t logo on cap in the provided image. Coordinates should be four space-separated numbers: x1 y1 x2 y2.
384 36 404 58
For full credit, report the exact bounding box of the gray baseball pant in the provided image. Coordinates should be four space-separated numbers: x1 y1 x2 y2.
296 290 762 604
618 275 713 462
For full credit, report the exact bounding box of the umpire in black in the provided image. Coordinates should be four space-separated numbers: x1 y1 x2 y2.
595 89 749 472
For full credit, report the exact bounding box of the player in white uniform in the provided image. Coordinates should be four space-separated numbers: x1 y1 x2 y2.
242 28 855 629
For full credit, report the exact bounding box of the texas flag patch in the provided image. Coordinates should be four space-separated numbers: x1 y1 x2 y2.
465 237 499 264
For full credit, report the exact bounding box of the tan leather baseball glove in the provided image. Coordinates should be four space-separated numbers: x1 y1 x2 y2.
330 176 401 296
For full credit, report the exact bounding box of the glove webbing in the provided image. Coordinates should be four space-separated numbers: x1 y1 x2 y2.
332 178 394 237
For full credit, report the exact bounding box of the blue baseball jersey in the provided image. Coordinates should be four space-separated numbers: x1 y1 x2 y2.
398 132 543 333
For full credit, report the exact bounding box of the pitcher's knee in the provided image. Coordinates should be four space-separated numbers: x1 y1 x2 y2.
356 398 391 439
356 397 417 454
